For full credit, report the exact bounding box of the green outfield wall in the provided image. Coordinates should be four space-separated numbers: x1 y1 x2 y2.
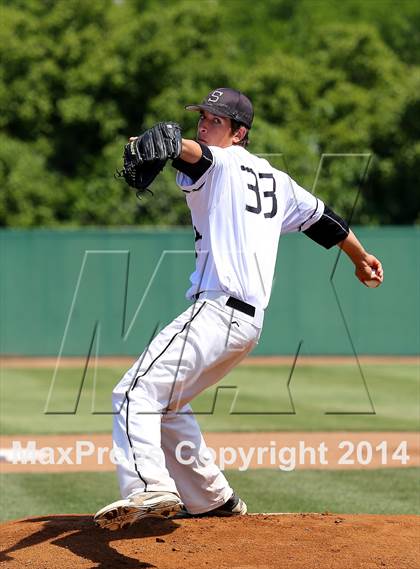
0 227 418 356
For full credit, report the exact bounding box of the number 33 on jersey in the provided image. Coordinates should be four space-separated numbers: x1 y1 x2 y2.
176 144 324 310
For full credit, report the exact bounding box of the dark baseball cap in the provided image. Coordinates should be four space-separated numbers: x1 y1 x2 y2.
185 88 254 129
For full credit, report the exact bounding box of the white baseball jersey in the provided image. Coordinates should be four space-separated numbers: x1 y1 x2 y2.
177 145 324 309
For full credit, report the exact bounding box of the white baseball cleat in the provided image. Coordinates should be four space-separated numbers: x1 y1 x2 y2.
94 491 183 530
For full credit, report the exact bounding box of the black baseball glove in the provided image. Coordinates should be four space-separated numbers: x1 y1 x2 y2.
118 122 182 194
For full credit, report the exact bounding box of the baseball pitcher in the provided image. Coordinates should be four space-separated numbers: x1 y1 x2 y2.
94 88 383 529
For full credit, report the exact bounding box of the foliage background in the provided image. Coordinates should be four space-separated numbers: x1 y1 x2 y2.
0 0 419 227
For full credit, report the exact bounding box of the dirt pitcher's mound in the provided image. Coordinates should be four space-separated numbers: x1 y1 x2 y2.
0 513 418 569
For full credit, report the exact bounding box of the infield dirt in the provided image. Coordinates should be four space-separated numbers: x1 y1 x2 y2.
1 513 419 568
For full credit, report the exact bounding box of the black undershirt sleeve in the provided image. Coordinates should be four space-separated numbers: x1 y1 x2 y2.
171 143 213 183
303 205 350 249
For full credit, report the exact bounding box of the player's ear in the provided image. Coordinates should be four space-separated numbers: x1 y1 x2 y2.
232 125 247 144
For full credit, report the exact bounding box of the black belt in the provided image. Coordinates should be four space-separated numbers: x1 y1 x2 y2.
194 292 256 317
226 296 256 317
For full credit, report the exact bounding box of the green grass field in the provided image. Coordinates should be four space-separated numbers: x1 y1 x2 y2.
1 364 418 434
1 468 418 523
1 363 418 521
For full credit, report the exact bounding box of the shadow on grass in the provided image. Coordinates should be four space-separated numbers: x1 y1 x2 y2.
0 514 179 568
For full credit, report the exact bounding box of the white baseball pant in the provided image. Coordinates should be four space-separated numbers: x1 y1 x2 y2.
112 292 263 514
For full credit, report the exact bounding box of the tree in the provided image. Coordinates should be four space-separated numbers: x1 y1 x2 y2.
0 0 418 226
